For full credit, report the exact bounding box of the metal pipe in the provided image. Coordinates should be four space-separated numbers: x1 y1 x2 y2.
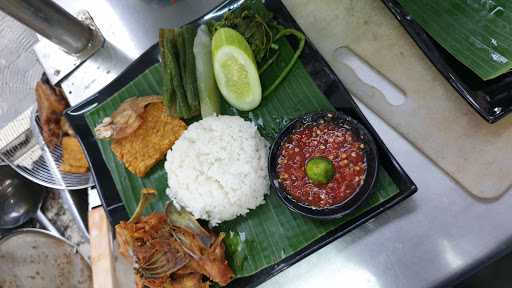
0 0 94 54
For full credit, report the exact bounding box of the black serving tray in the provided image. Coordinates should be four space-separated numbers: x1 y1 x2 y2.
382 0 512 123
66 0 417 286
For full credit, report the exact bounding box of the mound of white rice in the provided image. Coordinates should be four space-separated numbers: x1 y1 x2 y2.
165 115 269 226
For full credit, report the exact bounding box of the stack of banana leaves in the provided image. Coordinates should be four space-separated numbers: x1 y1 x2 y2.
398 0 512 80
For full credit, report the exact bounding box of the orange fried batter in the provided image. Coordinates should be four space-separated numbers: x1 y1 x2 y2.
59 136 89 173
111 102 186 177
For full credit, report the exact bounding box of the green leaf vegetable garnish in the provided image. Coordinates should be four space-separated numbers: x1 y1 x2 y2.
212 7 276 64
262 28 305 98
212 2 306 98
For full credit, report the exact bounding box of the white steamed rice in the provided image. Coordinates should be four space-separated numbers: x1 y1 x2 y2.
165 115 269 226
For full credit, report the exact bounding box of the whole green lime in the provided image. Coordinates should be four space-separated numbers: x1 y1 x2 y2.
305 157 335 185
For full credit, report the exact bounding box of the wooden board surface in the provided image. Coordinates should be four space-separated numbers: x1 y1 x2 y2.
283 0 512 198
89 208 116 288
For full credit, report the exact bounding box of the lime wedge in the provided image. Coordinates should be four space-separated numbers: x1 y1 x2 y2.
212 28 262 111
305 157 335 185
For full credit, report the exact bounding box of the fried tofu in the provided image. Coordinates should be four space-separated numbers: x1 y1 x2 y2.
111 102 187 177
60 136 89 174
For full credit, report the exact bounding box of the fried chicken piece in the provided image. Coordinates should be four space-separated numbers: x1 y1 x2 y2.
95 96 163 140
116 189 234 288
117 188 158 258
60 117 75 137
35 77 69 149
170 273 208 288
144 273 207 288
202 234 234 286
35 75 88 174
173 230 234 286
59 136 89 173
111 102 187 177
134 237 189 278
117 213 190 288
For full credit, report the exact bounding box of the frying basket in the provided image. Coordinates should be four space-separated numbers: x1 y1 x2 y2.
0 106 92 189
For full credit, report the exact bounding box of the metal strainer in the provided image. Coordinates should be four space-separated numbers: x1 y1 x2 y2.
0 106 93 190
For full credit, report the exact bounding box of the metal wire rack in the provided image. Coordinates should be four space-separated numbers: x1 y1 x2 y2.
0 106 93 190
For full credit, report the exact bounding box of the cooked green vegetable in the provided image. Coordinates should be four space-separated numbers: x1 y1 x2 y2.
211 0 306 99
262 28 305 98
213 6 275 64
160 28 191 118
176 28 187 86
179 25 200 115
158 29 177 115
193 25 221 118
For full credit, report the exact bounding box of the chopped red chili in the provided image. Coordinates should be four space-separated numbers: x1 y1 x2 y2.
277 121 366 208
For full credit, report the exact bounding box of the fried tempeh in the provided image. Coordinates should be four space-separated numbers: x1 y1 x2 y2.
111 102 187 177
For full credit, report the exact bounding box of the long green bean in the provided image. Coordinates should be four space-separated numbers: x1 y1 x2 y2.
160 28 191 118
182 25 200 115
159 29 177 115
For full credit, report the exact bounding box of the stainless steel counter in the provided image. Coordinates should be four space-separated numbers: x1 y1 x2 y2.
52 0 227 105
5 0 512 287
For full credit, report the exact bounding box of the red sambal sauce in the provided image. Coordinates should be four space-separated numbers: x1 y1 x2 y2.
277 121 367 208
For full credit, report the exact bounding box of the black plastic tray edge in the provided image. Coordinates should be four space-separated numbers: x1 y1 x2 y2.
66 0 418 286
381 0 509 123
233 190 413 287
65 44 162 225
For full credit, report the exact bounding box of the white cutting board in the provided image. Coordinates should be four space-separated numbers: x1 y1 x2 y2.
284 0 512 199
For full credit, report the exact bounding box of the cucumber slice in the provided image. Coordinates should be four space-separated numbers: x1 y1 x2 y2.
212 28 262 111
